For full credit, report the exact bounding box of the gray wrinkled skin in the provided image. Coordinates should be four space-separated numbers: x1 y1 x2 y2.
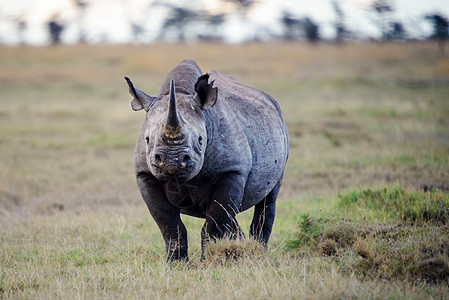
126 59 289 261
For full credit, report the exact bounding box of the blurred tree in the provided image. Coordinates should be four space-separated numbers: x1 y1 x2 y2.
198 14 225 42
425 14 448 55
160 7 198 42
282 12 302 41
48 17 64 45
386 22 406 40
224 0 255 20
281 13 320 43
132 23 144 41
371 0 393 41
208 14 225 27
332 1 346 42
304 18 320 43
72 0 89 43
225 0 255 9
17 18 27 45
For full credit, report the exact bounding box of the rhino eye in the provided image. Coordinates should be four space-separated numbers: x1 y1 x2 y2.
145 136 149 144
198 136 203 146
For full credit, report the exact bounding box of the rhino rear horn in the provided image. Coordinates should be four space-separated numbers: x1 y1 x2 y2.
194 73 217 110
125 77 157 111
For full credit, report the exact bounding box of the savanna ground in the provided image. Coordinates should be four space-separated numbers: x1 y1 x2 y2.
0 42 448 298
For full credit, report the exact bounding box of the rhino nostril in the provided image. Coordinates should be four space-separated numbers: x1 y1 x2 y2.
180 155 191 168
154 154 162 164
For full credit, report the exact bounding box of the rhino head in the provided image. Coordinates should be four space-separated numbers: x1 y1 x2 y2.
125 74 217 182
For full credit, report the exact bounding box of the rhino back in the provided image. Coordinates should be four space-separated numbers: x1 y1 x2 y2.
157 59 203 98
206 70 289 211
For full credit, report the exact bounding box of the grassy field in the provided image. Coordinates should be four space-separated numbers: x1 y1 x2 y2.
0 42 448 298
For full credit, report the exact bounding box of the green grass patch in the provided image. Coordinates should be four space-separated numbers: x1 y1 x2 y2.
337 186 449 224
288 187 449 283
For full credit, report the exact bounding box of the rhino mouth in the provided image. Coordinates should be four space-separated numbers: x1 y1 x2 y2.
150 160 198 182
157 172 193 182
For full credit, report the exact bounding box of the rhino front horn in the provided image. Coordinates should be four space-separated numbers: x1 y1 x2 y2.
164 78 183 139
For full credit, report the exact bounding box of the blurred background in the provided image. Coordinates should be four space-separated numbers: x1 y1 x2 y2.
0 0 448 46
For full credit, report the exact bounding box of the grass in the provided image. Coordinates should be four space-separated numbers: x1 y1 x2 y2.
337 186 449 224
0 41 449 298
288 187 449 284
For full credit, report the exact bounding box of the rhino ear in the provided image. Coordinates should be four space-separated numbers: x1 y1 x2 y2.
194 73 217 110
124 77 157 111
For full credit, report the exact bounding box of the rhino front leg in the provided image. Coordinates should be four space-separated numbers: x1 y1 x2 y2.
161 222 188 261
201 172 245 254
137 173 188 261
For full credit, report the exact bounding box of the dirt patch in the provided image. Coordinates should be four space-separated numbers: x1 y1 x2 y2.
0 190 22 210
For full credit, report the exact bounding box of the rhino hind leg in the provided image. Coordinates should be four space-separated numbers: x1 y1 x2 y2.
249 178 282 245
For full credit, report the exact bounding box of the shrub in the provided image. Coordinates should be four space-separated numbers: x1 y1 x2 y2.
288 187 449 283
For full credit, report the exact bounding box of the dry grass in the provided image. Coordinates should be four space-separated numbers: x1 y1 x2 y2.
0 42 448 298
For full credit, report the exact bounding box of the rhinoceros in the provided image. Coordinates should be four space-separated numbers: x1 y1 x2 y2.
125 59 288 261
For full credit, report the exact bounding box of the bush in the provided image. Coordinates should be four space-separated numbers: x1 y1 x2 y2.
288 187 449 283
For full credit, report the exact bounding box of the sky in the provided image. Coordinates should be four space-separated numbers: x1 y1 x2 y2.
0 0 448 45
